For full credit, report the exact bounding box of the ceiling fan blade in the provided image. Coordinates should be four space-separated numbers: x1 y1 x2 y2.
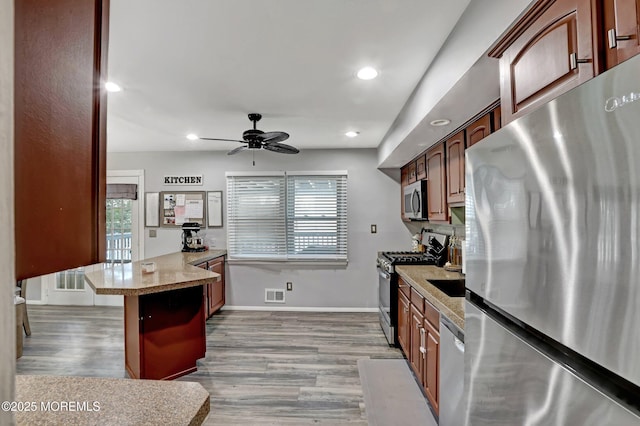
200 137 246 143
258 131 289 144
262 142 299 154
227 145 248 155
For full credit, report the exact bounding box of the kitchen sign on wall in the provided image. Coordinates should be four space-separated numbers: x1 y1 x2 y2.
163 175 203 185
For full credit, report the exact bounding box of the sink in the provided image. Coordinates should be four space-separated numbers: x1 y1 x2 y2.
426 279 466 297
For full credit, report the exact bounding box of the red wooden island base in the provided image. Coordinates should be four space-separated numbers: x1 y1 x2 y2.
124 285 206 380
83 250 226 381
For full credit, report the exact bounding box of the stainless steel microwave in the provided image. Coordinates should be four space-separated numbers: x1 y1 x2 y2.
403 180 427 220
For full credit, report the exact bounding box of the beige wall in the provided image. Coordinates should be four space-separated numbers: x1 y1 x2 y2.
0 0 16 424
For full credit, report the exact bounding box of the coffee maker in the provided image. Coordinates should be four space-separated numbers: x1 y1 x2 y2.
181 222 205 252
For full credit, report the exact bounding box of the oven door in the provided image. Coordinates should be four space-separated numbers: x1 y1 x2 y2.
378 266 396 345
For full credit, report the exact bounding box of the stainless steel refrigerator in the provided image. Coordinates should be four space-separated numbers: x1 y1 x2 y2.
464 54 640 425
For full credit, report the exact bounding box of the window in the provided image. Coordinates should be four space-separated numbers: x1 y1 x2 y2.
55 268 85 290
227 171 348 261
106 199 133 263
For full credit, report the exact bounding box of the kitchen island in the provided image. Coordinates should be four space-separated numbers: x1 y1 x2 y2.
84 250 226 380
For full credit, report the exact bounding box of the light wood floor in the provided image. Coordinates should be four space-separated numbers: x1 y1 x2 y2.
17 305 404 425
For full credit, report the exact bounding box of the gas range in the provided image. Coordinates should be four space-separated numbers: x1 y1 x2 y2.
376 251 439 273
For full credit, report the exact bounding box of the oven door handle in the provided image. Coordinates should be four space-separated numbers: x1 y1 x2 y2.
378 268 390 280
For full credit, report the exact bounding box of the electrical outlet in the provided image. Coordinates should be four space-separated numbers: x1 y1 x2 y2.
286 282 293 291
371 224 377 234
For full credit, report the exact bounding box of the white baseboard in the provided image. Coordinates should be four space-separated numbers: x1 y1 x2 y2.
25 299 46 305
222 305 378 313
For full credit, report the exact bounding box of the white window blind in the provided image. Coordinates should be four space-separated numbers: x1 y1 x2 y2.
226 171 348 261
227 174 287 259
286 175 347 260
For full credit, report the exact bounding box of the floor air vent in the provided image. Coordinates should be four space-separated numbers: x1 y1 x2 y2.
265 289 285 303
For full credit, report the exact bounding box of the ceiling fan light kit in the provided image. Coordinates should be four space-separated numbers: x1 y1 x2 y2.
199 113 300 158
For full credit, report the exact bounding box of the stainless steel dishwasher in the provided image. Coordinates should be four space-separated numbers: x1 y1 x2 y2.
439 314 465 426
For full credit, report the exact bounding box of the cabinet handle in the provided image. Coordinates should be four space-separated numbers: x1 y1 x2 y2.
569 53 590 70
419 328 426 358
607 28 633 49
404 307 409 313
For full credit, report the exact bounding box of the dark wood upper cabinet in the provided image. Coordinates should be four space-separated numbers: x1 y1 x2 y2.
14 0 109 280
492 106 502 131
604 0 640 68
407 162 417 184
466 114 492 148
446 131 466 205
426 143 447 222
415 155 426 181
490 0 601 124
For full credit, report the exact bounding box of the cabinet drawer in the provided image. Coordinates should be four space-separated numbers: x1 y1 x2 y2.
410 288 424 311
424 298 440 330
398 277 411 299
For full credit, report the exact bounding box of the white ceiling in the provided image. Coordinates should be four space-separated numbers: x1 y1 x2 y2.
106 0 472 154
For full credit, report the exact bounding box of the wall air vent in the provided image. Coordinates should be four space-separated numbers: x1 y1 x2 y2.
265 288 286 303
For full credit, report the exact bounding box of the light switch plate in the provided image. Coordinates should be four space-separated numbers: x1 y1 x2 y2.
371 224 377 234
149 229 157 238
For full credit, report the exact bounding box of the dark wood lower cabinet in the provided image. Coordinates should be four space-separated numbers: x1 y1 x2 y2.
423 318 440 416
396 281 441 416
124 285 206 380
397 286 411 355
410 304 425 379
196 256 226 319
207 257 225 316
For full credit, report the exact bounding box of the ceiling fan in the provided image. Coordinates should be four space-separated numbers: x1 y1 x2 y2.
199 113 299 156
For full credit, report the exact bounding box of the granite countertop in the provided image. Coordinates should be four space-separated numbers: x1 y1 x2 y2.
395 265 465 330
84 250 227 296
15 375 209 426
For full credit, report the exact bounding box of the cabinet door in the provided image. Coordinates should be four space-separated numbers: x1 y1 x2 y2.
407 162 417 184
467 115 492 149
424 319 440 416
492 106 502 132
496 0 598 124
397 288 411 355
446 131 465 205
207 257 225 315
426 143 447 222
14 0 109 280
410 304 425 381
604 0 640 67
415 155 426 180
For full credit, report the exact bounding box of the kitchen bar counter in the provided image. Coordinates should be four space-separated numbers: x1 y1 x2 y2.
84 250 226 380
395 265 465 330
84 250 226 296
15 375 209 426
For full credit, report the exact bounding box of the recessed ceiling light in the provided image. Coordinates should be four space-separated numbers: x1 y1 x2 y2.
105 81 122 92
429 119 451 127
345 131 360 138
356 67 378 80
186 133 199 141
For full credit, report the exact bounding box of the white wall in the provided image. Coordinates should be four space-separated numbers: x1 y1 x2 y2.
0 0 16 422
108 148 411 309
